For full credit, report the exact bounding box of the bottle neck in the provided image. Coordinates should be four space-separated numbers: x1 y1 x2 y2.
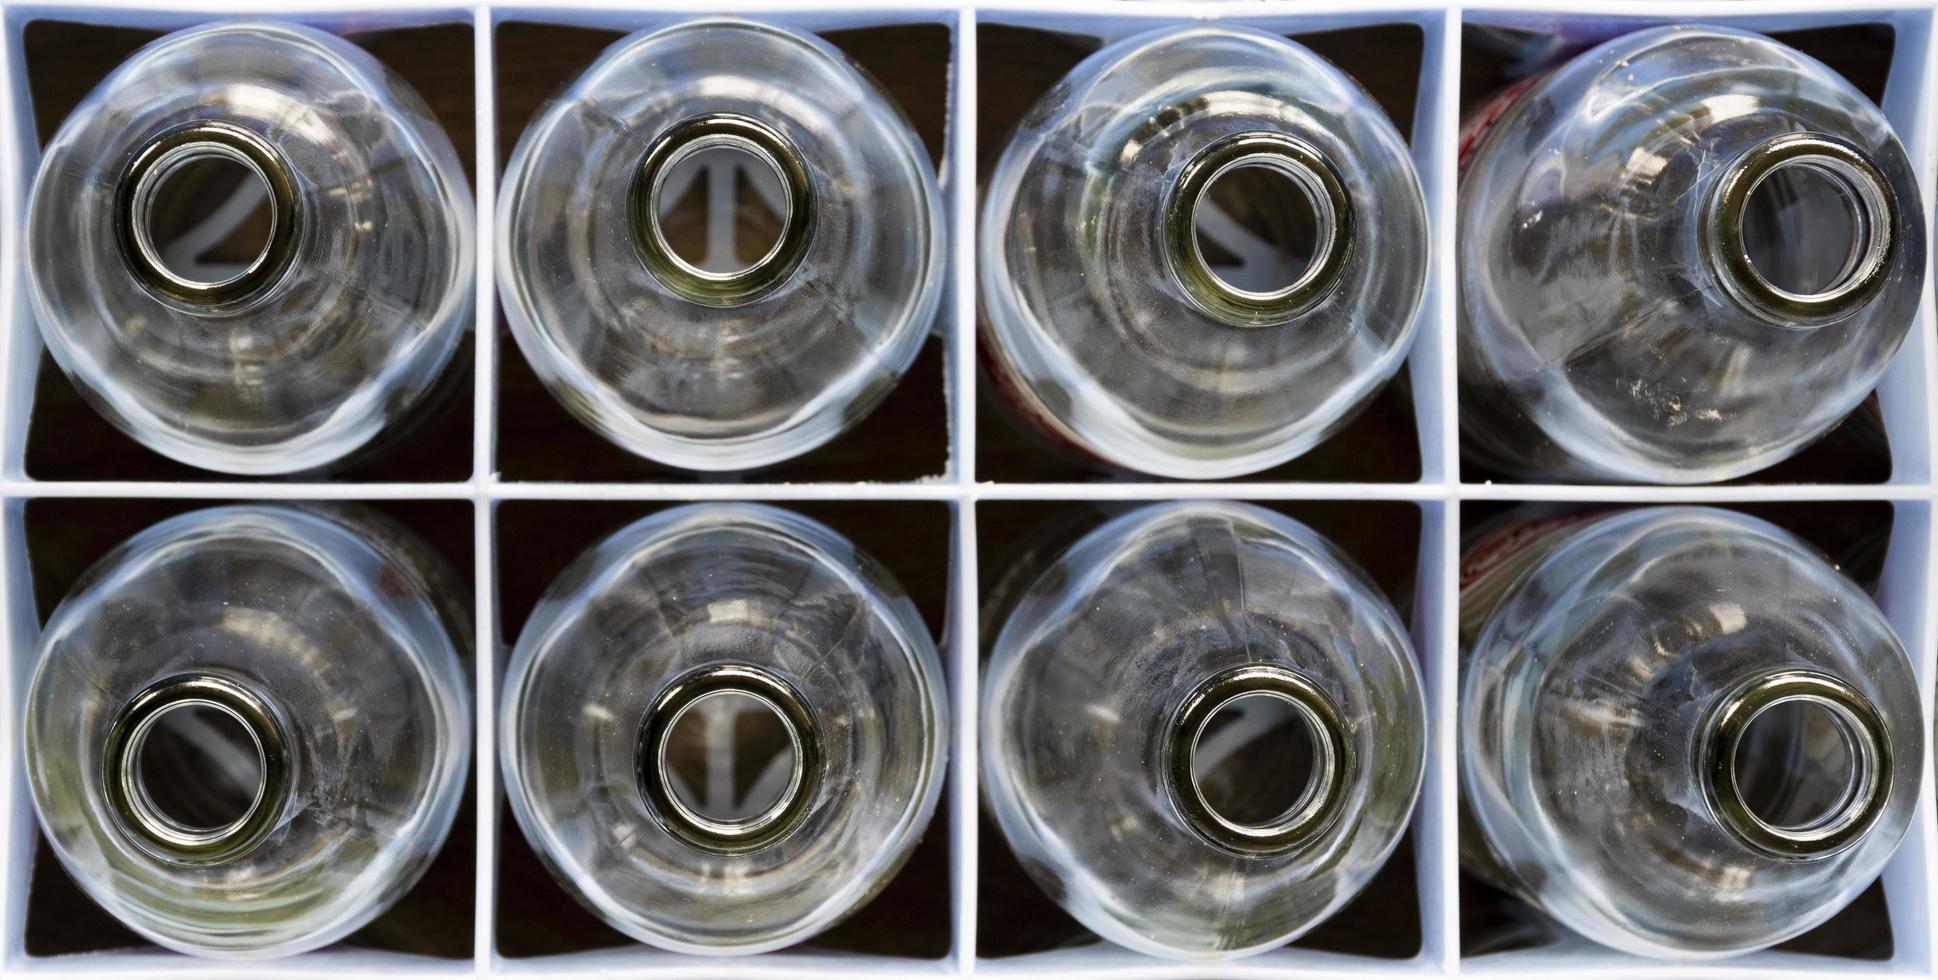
635 662 821 854
1701 132 1898 328
1163 131 1355 326
103 672 293 866
628 112 815 308
1696 668 1892 861
1164 663 1352 855
117 122 301 313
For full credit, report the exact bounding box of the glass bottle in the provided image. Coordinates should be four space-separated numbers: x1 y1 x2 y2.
23 504 472 958
498 503 947 954
1460 506 1923 958
498 19 944 471
1459 26 1924 483
982 500 1425 959
24 21 474 475
980 26 1428 479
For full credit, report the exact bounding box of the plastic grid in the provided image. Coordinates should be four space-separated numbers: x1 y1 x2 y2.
0 0 1931 977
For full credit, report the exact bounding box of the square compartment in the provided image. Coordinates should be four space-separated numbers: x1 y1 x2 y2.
1453 8 1937 488
488 496 959 967
971 7 1453 485
1452 496 1935 974
4 495 480 970
488 10 961 485
2 11 482 485
971 497 1438 969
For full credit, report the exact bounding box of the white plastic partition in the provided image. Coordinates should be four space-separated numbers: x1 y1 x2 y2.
0 1 1930 978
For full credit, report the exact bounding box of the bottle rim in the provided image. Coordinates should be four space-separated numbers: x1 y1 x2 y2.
101 671 294 867
1699 668 1893 861
115 121 302 312
628 112 816 308
1704 132 1898 328
1162 131 1355 326
635 662 824 854
1164 663 1354 855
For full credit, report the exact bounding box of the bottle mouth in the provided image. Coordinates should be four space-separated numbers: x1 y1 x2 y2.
1163 131 1355 326
1705 133 1897 327
102 673 293 866
636 663 822 853
1700 669 1892 861
629 113 816 308
1165 664 1352 855
116 122 300 310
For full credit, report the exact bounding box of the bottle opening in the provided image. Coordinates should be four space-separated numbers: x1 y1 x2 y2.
1166 132 1353 326
1708 134 1896 326
631 114 815 307
135 145 276 290
638 663 821 852
1741 160 1871 298
652 137 791 278
102 674 291 865
1192 160 1324 297
118 123 298 308
1190 690 1322 830
660 689 801 827
1703 670 1891 860
1733 697 1867 834
1167 664 1350 854
133 700 267 834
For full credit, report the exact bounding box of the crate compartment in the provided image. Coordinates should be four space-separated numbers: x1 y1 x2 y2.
5 495 480 971
1451 496 1937 976
5 11 481 485
489 9 961 486
1453 7 1937 489
971 7 1452 486
970 497 1448 972
487 497 960 968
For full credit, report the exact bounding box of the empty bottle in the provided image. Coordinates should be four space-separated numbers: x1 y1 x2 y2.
498 19 944 471
982 501 1425 959
25 22 474 475
1459 26 1924 483
23 504 472 957
499 503 947 953
981 26 1428 479
1460 506 1922 958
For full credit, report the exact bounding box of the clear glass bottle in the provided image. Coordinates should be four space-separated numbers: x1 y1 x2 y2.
1460 506 1923 958
980 26 1428 479
23 504 472 958
982 501 1425 960
498 19 944 471
24 21 474 475
499 503 947 954
1459 26 1924 483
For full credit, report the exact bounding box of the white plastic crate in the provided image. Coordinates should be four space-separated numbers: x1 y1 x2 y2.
0 1 1930 978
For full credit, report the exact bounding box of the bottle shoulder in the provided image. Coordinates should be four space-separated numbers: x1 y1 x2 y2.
23 504 470 957
1460 506 1921 956
25 22 473 475
979 25 1428 477
498 503 946 954
984 501 1425 958
1458 26 1923 482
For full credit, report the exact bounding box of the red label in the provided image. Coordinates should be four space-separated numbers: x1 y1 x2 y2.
1457 71 1551 179
1456 507 1612 648
976 306 1111 467
1457 507 1597 591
